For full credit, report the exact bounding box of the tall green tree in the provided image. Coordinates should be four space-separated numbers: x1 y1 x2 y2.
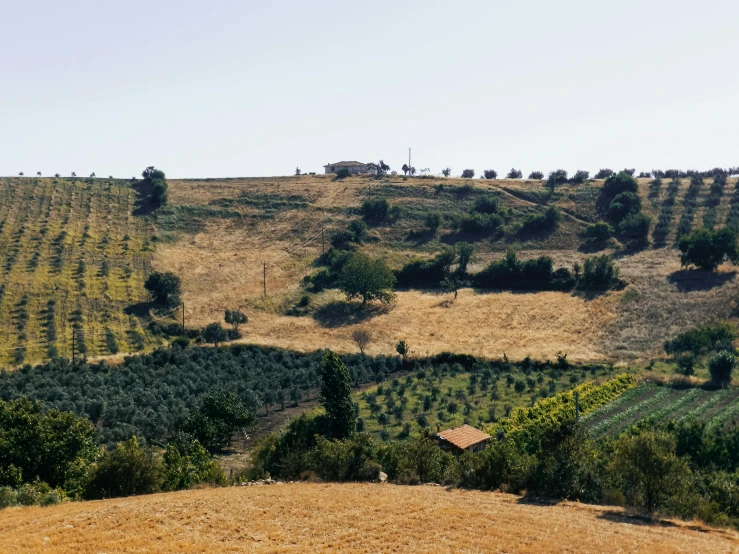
339 253 396 305
181 391 257 452
144 271 181 305
320 351 356 439
0 398 97 492
608 430 691 512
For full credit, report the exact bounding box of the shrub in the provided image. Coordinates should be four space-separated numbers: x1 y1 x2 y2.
506 168 523 179
603 171 638 197
678 227 739 271
84 437 163 499
395 250 454 288
483 169 498 180
456 242 475 273
594 169 614 179
224 309 248 331
528 171 544 180
460 212 504 234
309 269 332 291
570 170 590 184
162 436 226 491
473 194 502 214
360 198 391 222
585 221 613 242
608 191 641 222
618 213 651 242
521 206 560 233
201 322 228 346
336 168 351 179
580 255 619 289
664 323 736 356
461 169 475 179
476 250 572 291
0 487 18 508
424 211 442 233
547 170 568 187
708 351 736 385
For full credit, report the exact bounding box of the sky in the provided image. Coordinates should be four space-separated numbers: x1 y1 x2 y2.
2 0 738 179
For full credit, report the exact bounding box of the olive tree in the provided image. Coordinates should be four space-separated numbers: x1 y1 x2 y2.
144 271 181 305
339 253 395 305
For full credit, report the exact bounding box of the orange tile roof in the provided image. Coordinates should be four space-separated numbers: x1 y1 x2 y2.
436 424 491 450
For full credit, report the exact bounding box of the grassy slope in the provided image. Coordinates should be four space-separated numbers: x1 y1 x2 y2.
2 173 739 366
154 174 739 363
0 177 156 366
1 483 736 553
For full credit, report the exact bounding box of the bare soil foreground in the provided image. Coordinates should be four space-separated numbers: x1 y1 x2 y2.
1 483 736 553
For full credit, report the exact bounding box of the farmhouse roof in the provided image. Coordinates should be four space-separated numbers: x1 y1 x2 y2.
323 161 368 168
435 424 491 450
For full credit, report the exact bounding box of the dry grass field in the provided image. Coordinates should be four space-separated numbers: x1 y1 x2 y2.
152 174 739 363
1 483 736 553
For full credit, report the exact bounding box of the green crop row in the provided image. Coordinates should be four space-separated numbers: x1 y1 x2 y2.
706 395 739 432
678 389 728 422
487 374 635 442
588 387 671 437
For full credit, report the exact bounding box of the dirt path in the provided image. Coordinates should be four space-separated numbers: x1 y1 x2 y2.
491 184 593 225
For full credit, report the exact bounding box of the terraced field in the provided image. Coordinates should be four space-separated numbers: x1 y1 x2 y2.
0 177 156 366
583 384 739 437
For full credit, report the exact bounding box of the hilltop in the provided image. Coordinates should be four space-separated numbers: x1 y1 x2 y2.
1 483 736 553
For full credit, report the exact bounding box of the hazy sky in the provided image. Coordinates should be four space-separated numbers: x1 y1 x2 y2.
2 0 738 179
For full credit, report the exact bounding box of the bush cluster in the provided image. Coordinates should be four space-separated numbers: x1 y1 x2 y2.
475 250 574 291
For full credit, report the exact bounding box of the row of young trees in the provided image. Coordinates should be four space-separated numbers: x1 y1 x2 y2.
444 166 739 180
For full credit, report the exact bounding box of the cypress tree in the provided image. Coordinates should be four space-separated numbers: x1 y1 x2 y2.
319 350 356 439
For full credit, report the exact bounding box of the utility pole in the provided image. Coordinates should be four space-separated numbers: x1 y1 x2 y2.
263 261 267 297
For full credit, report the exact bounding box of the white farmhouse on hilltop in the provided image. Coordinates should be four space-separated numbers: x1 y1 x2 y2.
323 161 377 175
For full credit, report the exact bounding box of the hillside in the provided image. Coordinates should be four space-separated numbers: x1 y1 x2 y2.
0 177 157 367
2 173 739 367
1 483 736 553
153 173 739 363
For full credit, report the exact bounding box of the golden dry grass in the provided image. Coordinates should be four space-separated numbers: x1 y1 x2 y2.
239 289 612 362
1 483 736 553
153 174 739 363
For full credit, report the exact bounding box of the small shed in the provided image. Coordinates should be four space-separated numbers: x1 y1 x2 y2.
434 424 491 456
